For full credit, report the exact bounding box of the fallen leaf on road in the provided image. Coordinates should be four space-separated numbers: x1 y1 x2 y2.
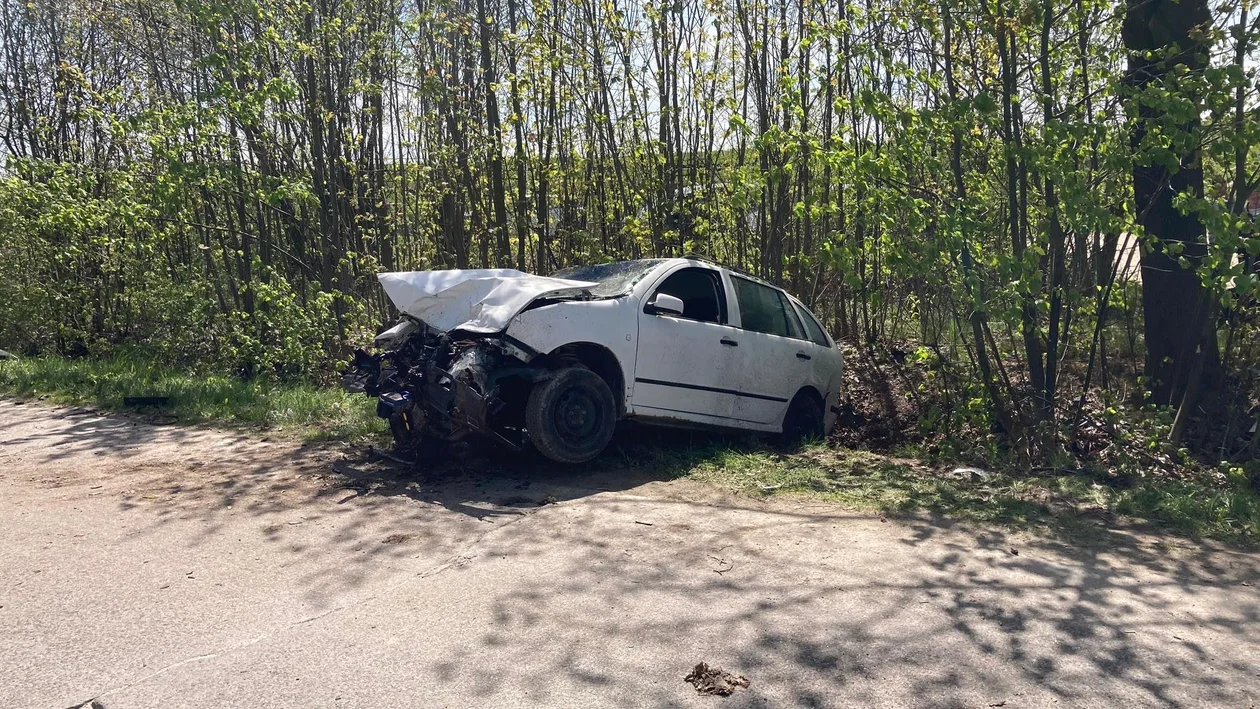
684 662 749 696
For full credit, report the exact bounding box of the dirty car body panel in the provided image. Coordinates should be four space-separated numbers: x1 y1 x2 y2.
504 298 639 407
347 258 843 463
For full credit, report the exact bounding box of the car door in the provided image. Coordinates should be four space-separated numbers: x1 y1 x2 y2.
726 274 814 426
788 296 843 426
632 265 742 422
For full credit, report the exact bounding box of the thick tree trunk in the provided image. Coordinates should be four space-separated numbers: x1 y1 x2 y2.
506 0 529 270
1122 0 1213 406
477 0 511 266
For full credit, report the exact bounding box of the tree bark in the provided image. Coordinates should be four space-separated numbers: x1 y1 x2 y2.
1122 0 1213 406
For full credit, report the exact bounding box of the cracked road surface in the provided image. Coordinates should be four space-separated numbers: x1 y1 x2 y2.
2 399 1259 708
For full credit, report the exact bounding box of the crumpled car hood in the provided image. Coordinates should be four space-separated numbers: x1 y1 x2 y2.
377 269 599 333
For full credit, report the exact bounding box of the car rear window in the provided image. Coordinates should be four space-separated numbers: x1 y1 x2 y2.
792 301 832 347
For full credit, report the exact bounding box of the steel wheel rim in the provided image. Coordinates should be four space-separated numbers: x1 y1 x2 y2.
553 386 602 445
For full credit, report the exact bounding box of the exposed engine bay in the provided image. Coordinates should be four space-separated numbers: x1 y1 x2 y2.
345 318 548 454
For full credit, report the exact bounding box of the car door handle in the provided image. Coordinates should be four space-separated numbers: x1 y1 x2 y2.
720 337 738 347
796 351 811 360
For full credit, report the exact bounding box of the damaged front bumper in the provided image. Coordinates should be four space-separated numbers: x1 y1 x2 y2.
346 321 545 452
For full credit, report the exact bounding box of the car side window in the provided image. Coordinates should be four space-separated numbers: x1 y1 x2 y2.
793 301 832 347
651 267 726 324
779 292 807 340
731 276 796 337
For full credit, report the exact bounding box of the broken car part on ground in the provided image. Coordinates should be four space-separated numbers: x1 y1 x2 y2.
346 258 844 464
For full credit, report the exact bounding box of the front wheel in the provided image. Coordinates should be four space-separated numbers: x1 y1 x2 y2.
526 367 618 464
388 411 423 450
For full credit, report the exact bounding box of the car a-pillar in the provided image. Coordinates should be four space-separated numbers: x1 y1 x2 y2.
525 342 626 464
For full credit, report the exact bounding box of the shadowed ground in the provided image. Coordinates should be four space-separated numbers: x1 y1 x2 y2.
1 399 1257 708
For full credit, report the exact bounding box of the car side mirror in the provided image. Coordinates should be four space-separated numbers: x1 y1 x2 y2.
646 293 685 317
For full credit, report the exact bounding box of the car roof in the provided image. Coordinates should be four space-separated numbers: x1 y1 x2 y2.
665 256 785 292
653 258 830 339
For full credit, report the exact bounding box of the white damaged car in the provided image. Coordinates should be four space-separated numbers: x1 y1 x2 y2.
347 258 843 463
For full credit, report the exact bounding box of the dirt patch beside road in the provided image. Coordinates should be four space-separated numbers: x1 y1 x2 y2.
2 399 1258 708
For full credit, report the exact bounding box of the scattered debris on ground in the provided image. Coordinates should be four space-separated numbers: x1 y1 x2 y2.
951 467 992 483
683 662 750 696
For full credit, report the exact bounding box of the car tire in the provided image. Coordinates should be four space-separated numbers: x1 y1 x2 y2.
388 411 428 452
388 413 411 446
526 366 618 464
779 391 825 446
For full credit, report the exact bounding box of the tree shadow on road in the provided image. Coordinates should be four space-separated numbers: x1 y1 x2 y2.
1 400 740 608
5 400 1259 708
432 496 1260 707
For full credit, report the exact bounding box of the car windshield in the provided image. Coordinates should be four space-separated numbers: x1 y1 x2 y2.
552 259 667 297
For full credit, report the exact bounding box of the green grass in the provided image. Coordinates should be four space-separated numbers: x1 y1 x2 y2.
0 355 385 441
4 355 1257 547
634 440 1260 547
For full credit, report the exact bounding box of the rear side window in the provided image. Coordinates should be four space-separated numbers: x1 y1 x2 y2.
732 276 798 338
792 301 832 347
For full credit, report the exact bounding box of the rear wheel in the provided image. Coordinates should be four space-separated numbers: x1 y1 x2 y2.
526 367 617 464
779 391 825 446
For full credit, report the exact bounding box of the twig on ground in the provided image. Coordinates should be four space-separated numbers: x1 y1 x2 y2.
709 555 734 574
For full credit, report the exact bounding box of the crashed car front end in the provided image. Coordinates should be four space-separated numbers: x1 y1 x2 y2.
347 319 548 452
345 268 605 454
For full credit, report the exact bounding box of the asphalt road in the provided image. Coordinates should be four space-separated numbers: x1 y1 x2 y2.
2 399 1258 708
